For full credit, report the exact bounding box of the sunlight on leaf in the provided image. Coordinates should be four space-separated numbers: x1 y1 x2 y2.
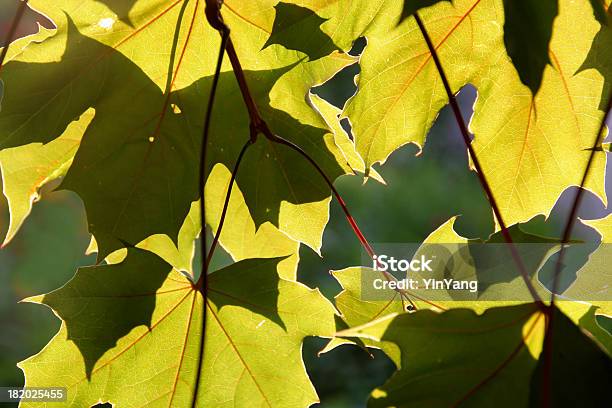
0 0 355 257
0 109 93 245
20 255 337 407
345 0 609 228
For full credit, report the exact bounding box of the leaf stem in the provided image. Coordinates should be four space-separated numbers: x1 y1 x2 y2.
225 39 266 140
262 130 419 310
0 0 29 71
191 16 228 408
203 1 420 310
413 12 545 309
265 132 375 256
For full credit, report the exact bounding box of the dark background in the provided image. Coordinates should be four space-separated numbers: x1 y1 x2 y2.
1 1 610 407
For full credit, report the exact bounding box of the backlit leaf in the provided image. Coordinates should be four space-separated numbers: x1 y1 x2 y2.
0 0 354 258
205 164 300 278
0 109 93 245
345 0 609 228
20 253 337 407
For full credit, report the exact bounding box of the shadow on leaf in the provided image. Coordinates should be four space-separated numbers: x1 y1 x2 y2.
263 2 341 60
0 12 345 258
41 248 173 378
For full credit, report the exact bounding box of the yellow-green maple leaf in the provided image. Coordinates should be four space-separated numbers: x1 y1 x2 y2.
345 0 610 227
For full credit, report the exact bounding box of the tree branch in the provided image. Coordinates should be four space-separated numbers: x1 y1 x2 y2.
202 1 423 311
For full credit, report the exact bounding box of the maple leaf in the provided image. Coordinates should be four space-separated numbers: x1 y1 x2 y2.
0 0 355 257
20 251 337 407
345 0 610 227
339 304 610 407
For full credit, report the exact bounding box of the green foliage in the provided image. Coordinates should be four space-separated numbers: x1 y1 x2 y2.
0 110 92 244
347 0 609 228
529 307 611 407
0 0 610 407
21 252 336 407
40 248 171 378
339 304 610 407
0 0 354 257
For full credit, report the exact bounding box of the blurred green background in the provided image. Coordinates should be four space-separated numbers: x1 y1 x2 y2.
1 1 610 407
